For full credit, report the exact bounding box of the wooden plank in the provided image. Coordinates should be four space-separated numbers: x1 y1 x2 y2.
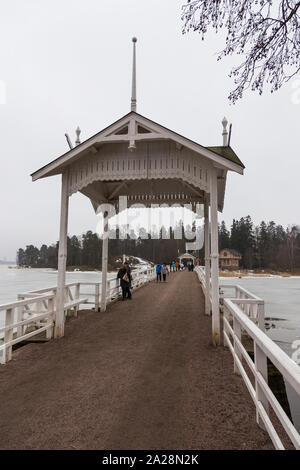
63 298 88 310
0 294 55 312
0 311 54 333
0 325 51 351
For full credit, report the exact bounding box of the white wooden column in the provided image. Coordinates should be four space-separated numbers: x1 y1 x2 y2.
55 170 69 338
204 194 211 315
101 211 109 312
210 168 220 346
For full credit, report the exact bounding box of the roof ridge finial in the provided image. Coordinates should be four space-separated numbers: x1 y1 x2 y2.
222 116 228 146
131 37 137 112
75 126 81 146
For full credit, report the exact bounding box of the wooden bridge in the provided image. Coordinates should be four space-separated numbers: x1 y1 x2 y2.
2 38 300 450
0 269 288 450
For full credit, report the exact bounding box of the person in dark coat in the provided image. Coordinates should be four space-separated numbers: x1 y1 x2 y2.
117 262 132 300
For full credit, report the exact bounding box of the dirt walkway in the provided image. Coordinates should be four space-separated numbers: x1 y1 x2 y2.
0 270 273 450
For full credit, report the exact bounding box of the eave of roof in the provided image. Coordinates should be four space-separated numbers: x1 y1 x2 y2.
31 111 245 180
30 111 133 179
206 146 245 169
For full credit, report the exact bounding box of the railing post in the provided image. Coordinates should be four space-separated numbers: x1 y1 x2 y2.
74 283 80 317
233 317 242 375
17 295 24 338
95 283 100 312
46 297 54 340
4 308 14 363
223 304 228 348
64 286 69 318
240 292 244 311
36 299 43 328
254 341 269 429
107 280 111 303
246 296 250 317
258 302 265 332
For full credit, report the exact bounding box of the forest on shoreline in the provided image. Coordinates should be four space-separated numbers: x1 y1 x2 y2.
16 216 300 272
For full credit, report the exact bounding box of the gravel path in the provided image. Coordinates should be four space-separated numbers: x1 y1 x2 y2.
0 270 273 449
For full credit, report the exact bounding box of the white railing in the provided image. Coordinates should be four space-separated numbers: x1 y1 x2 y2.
195 265 300 449
195 265 206 287
195 266 264 330
223 299 300 450
0 294 55 364
220 284 265 331
0 266 156 365
195 265 211 303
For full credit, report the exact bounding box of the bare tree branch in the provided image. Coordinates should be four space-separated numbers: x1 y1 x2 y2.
182 0 300 103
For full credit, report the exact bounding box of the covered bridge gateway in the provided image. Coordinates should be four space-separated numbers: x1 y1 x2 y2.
31 38 245 346
179 253 196 265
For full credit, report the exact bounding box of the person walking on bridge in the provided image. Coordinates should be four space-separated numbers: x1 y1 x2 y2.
156 263 162 282
117 262 132 301
161 263 168 282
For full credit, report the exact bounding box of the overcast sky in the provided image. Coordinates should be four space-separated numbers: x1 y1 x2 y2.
1 0 300 260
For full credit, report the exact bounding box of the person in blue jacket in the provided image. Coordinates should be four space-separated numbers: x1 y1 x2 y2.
156 263 162 282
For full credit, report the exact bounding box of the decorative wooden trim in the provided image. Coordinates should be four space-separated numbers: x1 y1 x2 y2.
67 141 212 198
31 112 244 181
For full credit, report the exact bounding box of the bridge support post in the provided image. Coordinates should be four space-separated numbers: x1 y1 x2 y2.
210 168 220 346
204 194 211 315
254 342 269 429
101 211 109 312
55 170 69 338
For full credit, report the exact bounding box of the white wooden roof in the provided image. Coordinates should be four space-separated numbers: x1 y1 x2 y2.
31 111 244 182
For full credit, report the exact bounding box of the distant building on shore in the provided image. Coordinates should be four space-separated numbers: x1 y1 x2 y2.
219 248 242 270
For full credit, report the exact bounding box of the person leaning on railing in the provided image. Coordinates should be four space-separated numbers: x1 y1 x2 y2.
117 262 132 301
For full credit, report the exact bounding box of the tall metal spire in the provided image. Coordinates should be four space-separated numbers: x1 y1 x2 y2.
131 37 137 112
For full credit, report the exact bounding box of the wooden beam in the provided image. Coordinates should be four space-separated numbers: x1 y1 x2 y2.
89 146 98 154
204 194 211 316
101 212 109 312
210 168 220 346
101 133 161 143
182 181 203 199
55 171 69 338
108 181 128 200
